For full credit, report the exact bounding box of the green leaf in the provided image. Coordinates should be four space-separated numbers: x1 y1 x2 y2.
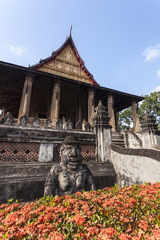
3 231 8 240
7 198 13 204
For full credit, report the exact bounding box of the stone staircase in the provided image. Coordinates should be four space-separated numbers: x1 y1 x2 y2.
112 132 125 148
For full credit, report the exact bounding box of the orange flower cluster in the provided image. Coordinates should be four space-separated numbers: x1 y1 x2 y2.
0 182 160 239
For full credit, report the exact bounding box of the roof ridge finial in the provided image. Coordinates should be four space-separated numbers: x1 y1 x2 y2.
70 24 72 37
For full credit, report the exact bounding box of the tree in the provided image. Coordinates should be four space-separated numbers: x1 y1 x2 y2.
118 107 133 130
118 91 160 130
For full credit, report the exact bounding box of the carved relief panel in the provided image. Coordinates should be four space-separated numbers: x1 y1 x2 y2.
38 44 92 84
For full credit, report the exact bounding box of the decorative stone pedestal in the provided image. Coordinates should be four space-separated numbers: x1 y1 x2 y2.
93 100 112 162
141 113 160 148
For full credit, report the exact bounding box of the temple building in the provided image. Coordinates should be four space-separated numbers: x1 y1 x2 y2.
1 34 160 204
0 34 143 132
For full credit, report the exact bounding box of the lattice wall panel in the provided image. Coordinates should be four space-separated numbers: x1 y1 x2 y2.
53 144 95 162
53 144 61 162
0 142 39 162
81 145 95 161
0 142 95 162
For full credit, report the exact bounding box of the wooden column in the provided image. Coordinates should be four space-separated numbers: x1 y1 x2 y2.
107 93 116 132
131 100 140 132
75 87 82 123
114 108 119 131
18 74 33 121
88 88 95 125
50 80 61 127
78 93 82 122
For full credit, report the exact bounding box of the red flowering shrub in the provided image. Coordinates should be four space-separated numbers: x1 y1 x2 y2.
0 182 160 239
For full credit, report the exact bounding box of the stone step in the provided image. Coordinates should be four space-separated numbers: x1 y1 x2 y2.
112 142 125 148
112 132 125 148
112 135 124 140
112 137 124 142
112 139 124 142
112 133 124 139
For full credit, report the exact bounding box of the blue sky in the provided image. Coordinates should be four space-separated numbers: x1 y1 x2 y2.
0 0 160 96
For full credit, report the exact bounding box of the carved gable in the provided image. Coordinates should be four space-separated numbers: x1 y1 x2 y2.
37 43 93 84
58 45 77 62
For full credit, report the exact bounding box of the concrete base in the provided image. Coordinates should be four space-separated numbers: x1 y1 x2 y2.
0 180 44 203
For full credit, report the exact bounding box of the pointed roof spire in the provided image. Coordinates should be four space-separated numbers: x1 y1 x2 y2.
70 24 72 37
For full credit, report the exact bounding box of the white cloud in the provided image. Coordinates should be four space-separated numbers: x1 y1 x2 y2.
152 86 160 92
6 44 26 56
142 44 160 61
157 70 160 78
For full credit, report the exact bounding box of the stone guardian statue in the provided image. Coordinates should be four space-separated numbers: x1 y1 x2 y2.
44 136 96 196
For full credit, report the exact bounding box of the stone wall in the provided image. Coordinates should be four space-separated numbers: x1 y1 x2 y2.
141 131 160 149
111 144 160 187
0 142 95 163
155 134 160 146
0 125 95 144
0 162 116 203
123 131 142 148
0 124 117 203
0 125 96 162
0 125 101 203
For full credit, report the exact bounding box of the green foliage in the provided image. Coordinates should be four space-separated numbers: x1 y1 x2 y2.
118 107 133 130
118 91 160 130
140 91 160 125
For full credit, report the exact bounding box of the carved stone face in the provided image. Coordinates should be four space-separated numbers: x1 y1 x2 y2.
60 144 82 171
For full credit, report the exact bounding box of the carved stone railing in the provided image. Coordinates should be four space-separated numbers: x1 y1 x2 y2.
0 112 92 132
